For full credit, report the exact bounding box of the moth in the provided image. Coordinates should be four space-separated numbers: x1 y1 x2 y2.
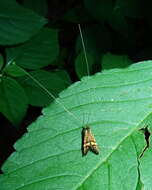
82 126 99 156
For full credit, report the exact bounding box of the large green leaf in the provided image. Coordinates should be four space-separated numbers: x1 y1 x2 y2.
6 28 59 69
0 0 47 45
1 61 152 189
0 76 28 125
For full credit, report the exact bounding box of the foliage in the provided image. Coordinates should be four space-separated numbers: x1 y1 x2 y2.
0 0 152 125
1 61 152 189
0 0 70 125
0 0 152 189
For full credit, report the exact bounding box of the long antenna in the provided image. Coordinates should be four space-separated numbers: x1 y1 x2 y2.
78 24 90 77
16 24 90 126
17 67 81 124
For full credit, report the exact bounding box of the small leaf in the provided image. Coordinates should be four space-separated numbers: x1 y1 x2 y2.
4 62 26 77
17 70 71 107
0 0 47 45
6 28 59 69
102 53 133 70
0 76 28 125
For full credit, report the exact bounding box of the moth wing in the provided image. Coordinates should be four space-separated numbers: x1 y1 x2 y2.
82 127 90 156
90 143 99 155
83 145 90 156
82 127 99 156
89 131 99 155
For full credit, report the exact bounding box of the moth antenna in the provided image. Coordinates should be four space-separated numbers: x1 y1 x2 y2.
78 24 90 78
15 25 91 128
78 23 92 101
17 67 81 125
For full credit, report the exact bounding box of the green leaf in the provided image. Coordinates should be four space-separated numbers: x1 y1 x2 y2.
0 76 28 125
17 70 71 107
55 70 72 85
75 52 95 79
4 62 26 77
22 0 48 17
0 0 47 45
1 61 152 189
6 28 59 69
102 53 133 70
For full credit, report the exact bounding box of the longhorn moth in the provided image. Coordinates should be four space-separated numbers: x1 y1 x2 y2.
78 24 99 155
82 126 99 156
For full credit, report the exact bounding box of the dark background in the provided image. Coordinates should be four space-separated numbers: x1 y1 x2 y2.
1 0 152 171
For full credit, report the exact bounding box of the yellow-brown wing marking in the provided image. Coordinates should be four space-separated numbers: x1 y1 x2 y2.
82 126 99 156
